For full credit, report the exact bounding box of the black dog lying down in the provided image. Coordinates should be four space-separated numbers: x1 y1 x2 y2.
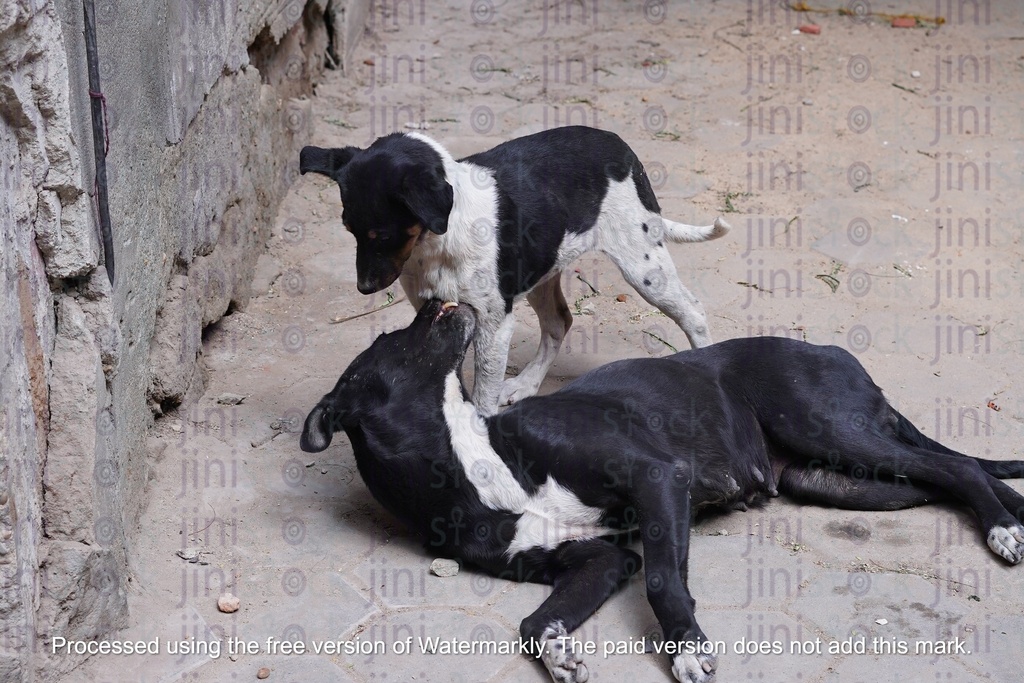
300 300 1024 683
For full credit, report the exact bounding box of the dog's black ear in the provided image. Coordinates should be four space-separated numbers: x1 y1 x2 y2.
300 402 342 452
300 146 359 178
400 166 453 235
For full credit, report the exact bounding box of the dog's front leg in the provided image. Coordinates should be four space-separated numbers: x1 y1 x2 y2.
519 540 642 683
471 307 515 415
635 473 717 683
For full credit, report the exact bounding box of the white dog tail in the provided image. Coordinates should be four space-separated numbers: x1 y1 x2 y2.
661 216 731 243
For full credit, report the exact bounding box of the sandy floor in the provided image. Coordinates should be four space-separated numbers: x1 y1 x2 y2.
80 1 1024 682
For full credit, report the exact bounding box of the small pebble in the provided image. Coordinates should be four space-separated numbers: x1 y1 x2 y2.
891 16 916 28
580 303 596 316
250 432 276 448
798 24 820 35
802 99 813 106
615 294 628 303
218 593 240 614
176 548 201 563
216 393 247 405
875 618 888 625
257 668 271 680
910 70 921 78
430 558 460 578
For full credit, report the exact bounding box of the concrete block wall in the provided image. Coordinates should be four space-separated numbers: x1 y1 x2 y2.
0 1 368 680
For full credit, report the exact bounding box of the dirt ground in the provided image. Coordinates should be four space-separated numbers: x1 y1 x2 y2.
79 1 1024 682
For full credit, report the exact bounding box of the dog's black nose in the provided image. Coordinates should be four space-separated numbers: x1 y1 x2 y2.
357 280 382 295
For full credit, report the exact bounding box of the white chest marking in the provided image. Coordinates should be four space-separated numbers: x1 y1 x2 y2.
404 133 500 306
442 373 612 556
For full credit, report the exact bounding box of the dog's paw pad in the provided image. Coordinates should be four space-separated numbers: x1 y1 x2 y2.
541 625 588 683
987 525 1024 564
672 653 717 683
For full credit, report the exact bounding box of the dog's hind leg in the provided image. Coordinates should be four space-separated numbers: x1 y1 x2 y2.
889 407 1024 521
820 431 1024 563
499 275 573 406
898 445 1024 563
984 474 1024 524
520 540 641 683
605 243 713 350
892 408 1024 479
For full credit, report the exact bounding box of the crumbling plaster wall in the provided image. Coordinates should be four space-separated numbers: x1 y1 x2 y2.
0 0 368 680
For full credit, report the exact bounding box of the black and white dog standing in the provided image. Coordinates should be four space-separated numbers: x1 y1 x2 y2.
299 126 729 414
301 300 1024 683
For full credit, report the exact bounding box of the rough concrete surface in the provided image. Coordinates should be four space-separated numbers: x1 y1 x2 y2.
76 1 1023 683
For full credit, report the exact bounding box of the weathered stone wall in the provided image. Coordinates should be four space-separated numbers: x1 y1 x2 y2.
0 0 367 680
1 3 99 679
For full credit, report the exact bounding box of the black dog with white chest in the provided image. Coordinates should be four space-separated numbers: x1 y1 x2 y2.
300 301 1024 683
299 126 729 415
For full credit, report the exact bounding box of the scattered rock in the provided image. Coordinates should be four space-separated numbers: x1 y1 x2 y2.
251 431 277 448
430 558 460 578
218 593 241 613
891 17 916 28
910 70 921 79
216 393 247 406
615 294 628 303
579 303 596 316
305 461 316 468
875 618 888 625
802 99 813 106
798 24 820 34
229 655 238 662
257 667 271 680
363 58 375 66
275 416 300 432
176 548 204 563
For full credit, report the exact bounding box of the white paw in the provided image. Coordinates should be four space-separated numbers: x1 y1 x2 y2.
987 525 1024 564
672 653 717 683
710 217 731 239
499 375 541 406
541 625 589 683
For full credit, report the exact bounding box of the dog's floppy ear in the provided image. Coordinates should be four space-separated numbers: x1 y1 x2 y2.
399 166 454 235
300 146 359 178
300 402 344 452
